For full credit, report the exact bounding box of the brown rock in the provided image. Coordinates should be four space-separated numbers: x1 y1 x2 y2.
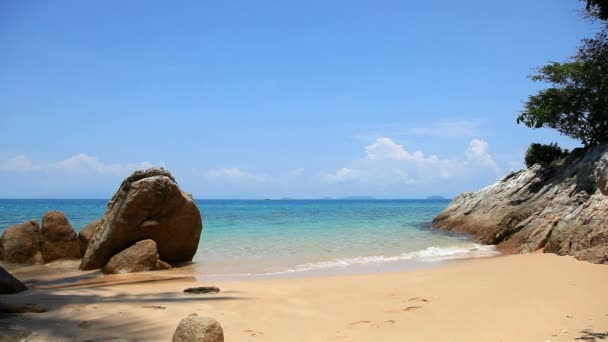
41 211 81 262
183 286 220 294
0 266 27 294
172 316 224 342
0 302 45 313
81 168 202 270
0 220 44 264
78 220 100 256
156 259 172 270
102 239 168 274
433 144 608 264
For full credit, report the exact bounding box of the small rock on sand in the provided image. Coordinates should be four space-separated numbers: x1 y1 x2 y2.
173 316 224 342
184 286 220 294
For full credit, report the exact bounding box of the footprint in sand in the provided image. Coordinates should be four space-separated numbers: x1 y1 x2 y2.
78 321 94 328
406 297 429 303
402 306 423 312
141 305 166 310
244 329 264 336
349 320 371 326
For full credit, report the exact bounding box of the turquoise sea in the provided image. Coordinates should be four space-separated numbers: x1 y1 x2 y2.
0 199 497 277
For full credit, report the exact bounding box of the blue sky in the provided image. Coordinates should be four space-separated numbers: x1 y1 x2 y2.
0 0 600 199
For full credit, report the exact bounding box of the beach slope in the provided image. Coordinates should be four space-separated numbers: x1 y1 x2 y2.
1 253 607 341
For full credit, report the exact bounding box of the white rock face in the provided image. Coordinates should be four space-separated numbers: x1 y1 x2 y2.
433 144 608 264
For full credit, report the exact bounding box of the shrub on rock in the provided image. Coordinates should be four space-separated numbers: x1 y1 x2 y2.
524 142 569 168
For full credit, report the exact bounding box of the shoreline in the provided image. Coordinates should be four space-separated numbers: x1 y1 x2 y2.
1 253 607 341
2 243 500 283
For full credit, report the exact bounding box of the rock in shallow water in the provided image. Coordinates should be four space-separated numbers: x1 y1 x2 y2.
80 168 203 270
102 239 171 274
172 316 224 342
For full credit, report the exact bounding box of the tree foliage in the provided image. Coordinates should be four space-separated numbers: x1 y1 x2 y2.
517 29 608 146
586 0 608 20
524 143 570 168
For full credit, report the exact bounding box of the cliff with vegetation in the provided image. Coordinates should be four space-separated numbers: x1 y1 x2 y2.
433 144 608 263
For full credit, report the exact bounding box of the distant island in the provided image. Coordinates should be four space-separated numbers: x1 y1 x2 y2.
426 196 448 200
341 196 376 200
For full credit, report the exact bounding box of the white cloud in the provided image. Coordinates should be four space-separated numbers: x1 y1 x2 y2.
205 167 270 183
324 168 360 183
323 137 501 185
466 139 499 172
0 155 35 172
0 154 154 176
56 154 153 175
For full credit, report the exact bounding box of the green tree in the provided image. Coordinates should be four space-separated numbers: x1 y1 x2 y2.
517 29 608 146
586 0 608 20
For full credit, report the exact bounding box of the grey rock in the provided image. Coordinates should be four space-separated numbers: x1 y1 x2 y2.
433 144 608 264
80 168 203 270
172 316 224 342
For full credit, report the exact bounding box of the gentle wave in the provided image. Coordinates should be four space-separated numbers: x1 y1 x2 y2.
283 244 498 273
201 244 499 278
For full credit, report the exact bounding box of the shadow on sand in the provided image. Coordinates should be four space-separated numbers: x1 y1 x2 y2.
0 270 245 341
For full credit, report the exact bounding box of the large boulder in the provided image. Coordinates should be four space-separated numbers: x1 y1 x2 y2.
81 168 202 270
0 220 44 264
102 239 171 274
433 144 608 264
78 220 100 256
0 266 27 294
172 316 224 342
41 211 81 262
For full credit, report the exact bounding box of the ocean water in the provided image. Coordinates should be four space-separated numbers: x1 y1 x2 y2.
0 199 497 277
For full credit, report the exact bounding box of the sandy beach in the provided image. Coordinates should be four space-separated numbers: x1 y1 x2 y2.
0 253 606 341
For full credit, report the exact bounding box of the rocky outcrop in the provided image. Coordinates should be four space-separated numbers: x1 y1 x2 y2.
0 220 44 264
80 168 203 270
0 266 27 294
102 239 171 274
41 211 81 262
78 220 100 256
596 153 608 195
173 316 224 342
433 144 608 264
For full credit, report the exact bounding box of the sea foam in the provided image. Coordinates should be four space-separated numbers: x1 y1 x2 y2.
280 244 499 274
